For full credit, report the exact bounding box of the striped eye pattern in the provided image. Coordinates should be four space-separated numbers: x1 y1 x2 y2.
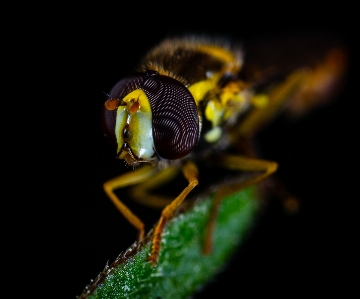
102 72 199 160
143 73 199 160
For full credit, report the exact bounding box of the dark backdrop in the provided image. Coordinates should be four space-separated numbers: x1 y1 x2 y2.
37 8 355 299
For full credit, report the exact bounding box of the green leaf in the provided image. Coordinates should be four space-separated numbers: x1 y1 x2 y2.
78 185 261 299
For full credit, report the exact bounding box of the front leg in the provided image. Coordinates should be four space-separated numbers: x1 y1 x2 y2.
148 160 199 265
103 164 158 241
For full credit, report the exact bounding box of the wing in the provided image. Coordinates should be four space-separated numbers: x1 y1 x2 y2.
239 32 349 118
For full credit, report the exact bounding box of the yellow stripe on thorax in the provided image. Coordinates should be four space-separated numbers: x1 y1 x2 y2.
197 44 241 73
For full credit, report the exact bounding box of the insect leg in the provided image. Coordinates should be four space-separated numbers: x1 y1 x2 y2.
103 164 158 241
128 165 182 209
234 70 307 139
282 48 348 118
203 154 277 254
233 136 300 214
234 47 348 139
148 160 199 265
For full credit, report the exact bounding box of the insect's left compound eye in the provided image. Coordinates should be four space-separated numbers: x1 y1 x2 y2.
101 74 145 149
143 73 199 160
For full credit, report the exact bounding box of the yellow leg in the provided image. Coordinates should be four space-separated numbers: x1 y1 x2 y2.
128 165 182 209
148 160 199 265
103 164 158 241
203 154 278 254
233 47 348 140
233 70 307 139
284 48 348 117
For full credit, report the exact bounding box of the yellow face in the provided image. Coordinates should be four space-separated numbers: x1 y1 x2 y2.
115 89 156 166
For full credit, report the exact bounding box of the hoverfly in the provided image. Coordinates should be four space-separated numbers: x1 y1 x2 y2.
100 34 348 267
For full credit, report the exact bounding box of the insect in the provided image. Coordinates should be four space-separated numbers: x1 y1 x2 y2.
100 34 348 266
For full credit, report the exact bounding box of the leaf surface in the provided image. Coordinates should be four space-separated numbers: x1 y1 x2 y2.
78 186 261 299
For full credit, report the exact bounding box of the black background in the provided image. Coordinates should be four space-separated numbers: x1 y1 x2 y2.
35 6 356 299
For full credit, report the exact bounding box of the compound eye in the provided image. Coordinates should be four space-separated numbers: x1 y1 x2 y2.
101 74 145 148
142 74 199 159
